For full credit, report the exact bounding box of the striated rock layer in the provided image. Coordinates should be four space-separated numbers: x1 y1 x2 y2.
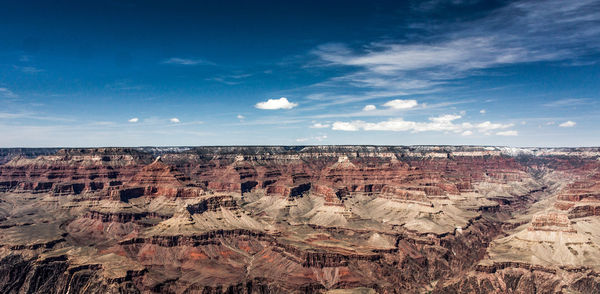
0 146 599 293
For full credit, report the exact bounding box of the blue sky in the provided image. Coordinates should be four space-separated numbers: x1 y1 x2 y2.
1 0 599 147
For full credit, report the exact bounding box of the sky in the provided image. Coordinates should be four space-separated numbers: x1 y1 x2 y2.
1 0 599 147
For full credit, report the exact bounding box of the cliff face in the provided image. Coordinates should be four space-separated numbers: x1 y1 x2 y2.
0 146 599 293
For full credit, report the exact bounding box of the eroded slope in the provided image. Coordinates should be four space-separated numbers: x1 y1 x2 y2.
0 146 598 293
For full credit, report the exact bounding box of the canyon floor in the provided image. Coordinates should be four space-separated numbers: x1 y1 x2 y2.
0 146 599 293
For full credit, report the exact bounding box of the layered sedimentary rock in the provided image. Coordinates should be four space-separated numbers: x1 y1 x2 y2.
435 156 600 294
0 146 599 293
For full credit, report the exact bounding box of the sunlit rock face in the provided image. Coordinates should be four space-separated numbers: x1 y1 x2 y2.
1 146 600 293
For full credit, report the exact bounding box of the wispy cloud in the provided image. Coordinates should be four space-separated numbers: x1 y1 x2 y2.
140 117 202 127
0 112 28 119
476 121 515 133
13 65 44 73
105 80 144 91
314 37 533 74
128 117 139 123
0 88 17 98
497 130 519 136
309 0 600 109
0 111 74 122
207 72 253 85
304 99 473 119
162 57 213 66
310 122 330 128
543 98 591 107
226 117 307 126
298 87 446 112
296 135 327 142
92 121 116 126
206 77 241 85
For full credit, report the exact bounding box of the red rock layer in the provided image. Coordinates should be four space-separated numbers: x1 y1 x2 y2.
0 148 530 203
555 170 600 219
1 147 599 293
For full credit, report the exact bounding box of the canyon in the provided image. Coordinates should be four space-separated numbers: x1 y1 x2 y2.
0 146 599 293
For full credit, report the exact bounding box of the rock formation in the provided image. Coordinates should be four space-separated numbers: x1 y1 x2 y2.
0 146 599 293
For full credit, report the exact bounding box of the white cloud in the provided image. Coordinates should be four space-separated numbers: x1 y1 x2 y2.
431 114 462 123
476 121 514 133
363 104 376 111
170 118 180 123
162 57 212 65
546 121 556 125
363 119 416 131
331 114 514 135
480 109 486 114
128 117 139 123
255 97 298 110
295 138 309 142
382 99 418 109
559 120 576 127
310 122 330 128
332 121 362 131
496 130 518 136
237 114 245 119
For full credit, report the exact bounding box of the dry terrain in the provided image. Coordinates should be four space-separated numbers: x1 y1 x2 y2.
0 146 599 293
